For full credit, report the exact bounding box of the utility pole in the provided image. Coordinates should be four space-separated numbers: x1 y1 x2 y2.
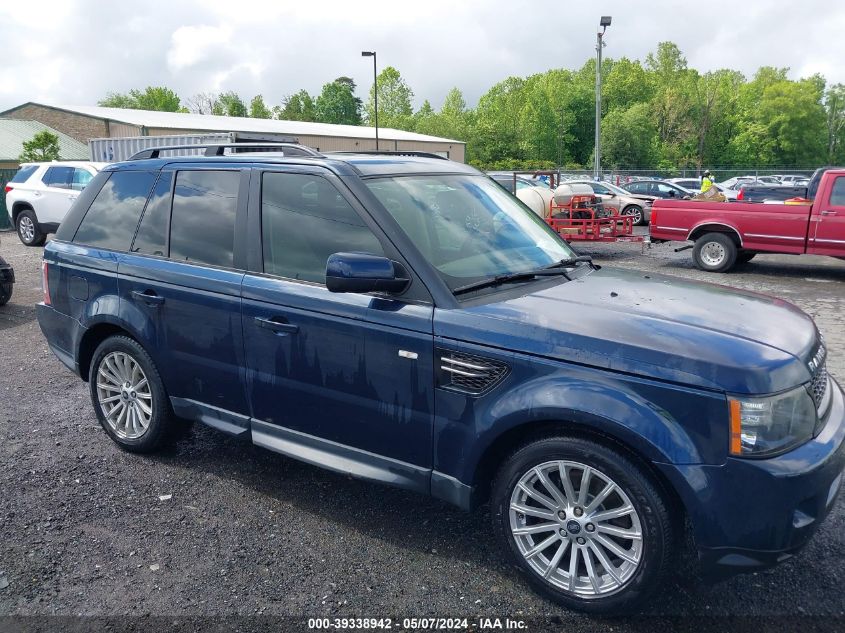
362 51 379 150
594 16 612 181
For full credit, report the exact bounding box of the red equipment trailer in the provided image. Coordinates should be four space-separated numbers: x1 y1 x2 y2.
546 194 646 244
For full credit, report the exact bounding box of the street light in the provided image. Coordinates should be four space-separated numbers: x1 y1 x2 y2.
594 16 611 181
362 51 379 150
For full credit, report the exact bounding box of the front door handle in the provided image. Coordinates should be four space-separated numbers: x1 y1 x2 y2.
131 290 165 306
254 316 298 335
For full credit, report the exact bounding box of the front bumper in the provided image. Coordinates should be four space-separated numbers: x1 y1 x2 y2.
658 376 845 578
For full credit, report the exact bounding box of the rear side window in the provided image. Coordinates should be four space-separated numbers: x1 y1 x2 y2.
169 170 239 268
261 172 384 283
132 172 173 257
73 171 157 251
830 177 845 206
10 165 38 183
43 166 74 189
71 168 93 191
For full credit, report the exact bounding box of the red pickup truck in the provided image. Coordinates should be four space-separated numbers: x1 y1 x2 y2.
649 168 845 272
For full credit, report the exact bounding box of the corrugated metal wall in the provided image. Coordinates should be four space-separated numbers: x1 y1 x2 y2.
0 168 17 229
89 133 233 161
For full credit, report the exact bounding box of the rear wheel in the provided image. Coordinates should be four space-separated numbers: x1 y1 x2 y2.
0 282 11 306
491 436 675 614
88 335 175 453
692 232 737 273
16 210 45 246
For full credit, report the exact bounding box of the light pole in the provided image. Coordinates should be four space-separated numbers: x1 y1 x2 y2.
362 51 379 150
594 16 611 181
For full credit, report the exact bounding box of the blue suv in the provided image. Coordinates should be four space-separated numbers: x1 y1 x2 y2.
37 145 844 613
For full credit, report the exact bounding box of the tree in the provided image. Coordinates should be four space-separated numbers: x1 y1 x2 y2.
600 103 658 167
315 77 363 125
20 130 60 162
186 92 223 115
825 84 845 163
98 86 183 112
366 66 414 129
217 91 247 117
249 95 273 119
275 90 317 121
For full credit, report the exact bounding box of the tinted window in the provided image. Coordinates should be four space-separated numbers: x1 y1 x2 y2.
261 172 384 283
73 171 157 251
71 168 93 191
10 165 38 183
169 170 239 268
830 177 845 206
132 172 173 257
44 166 74 189
590 184 610 195
627 182 645 193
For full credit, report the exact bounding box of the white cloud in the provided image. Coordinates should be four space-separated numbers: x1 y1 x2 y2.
167 24 233 72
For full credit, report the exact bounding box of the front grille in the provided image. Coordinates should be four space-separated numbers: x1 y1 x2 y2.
438 350 509 396
810 364 829 409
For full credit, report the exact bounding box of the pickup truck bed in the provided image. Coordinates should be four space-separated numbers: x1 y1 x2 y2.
650 168 845 272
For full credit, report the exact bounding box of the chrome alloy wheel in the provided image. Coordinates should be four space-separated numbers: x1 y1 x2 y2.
509 460 643 598
18 216 35 243
96 351 153 439
699 241 726 267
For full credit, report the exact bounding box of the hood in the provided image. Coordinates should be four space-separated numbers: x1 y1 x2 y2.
436 267 818 394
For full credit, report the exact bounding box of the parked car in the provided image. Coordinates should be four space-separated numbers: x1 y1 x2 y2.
565 180 654 225
4 161 108 246
666 177 701 190
487 172 549 194
0 234 13 306
650 167 845 272
37 144 845 614
622 179 693 200
717 176 757 190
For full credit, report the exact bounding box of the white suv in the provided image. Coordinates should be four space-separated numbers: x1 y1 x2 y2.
5 161 107 246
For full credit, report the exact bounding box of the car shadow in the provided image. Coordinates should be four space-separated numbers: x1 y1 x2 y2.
0 301 37 331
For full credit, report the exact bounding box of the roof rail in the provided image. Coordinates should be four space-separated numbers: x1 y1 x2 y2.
329 150 449 161
128 142 323 160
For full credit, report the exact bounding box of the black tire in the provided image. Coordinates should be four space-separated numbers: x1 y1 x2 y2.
0 282 11 306
16 209 46 246
88 335 175 453
622 205 644 226
491 436 676 615
692 232 737 273
736 251 756 264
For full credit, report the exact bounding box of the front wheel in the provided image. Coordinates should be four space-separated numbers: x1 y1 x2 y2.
0 282 11 306
692 232 737 273
491 437 676 614
622 205 644 226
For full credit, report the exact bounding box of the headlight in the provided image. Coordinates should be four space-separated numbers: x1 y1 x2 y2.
729 386 817 457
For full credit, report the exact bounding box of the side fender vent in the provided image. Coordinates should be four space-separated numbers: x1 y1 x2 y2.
437 349 509 396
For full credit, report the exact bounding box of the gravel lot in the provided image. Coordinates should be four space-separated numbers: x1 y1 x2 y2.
1 230 843 630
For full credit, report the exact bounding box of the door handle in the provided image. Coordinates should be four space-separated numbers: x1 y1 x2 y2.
131 290 165 306
254 316 298 335
820 210 837 216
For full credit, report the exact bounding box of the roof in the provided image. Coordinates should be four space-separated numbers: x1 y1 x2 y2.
2 102 464 145
0 119 89 161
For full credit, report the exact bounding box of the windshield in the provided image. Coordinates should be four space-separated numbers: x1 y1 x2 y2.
365 175 576 292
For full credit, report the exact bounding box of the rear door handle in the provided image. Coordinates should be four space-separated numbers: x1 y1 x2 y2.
131 290 165 306
820 210 837 216
254 316 298 335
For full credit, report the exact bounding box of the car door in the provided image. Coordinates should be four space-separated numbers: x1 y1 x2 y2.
809 174 845 257
118 166 251 430
39 166 79 224
241 167 435 483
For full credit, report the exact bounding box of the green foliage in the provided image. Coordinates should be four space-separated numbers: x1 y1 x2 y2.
275 90 317 122
99 86 183 112
20 130 61 162
249 95 273 119
315 78 363 125
366 66 414 129
217 91 248 117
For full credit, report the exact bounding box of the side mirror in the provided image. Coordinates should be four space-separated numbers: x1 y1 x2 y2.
326 252 410 294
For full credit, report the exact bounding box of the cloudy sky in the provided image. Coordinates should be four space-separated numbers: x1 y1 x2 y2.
1 0 843 113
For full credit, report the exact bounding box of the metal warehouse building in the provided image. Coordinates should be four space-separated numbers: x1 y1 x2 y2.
0 102 466 162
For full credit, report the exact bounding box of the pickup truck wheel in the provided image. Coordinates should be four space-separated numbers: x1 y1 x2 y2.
88 335 175 453
0 282 11 306
692 232 737 273
622 205 644 226
491 437 675 615
16 210 46 247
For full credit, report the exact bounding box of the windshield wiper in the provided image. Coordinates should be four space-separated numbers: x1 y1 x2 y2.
543 255 594 269
453 264 575 296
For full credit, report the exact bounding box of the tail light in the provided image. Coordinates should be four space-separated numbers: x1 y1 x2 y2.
3 185 12 194
41 260 51 305
650 209 657 225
